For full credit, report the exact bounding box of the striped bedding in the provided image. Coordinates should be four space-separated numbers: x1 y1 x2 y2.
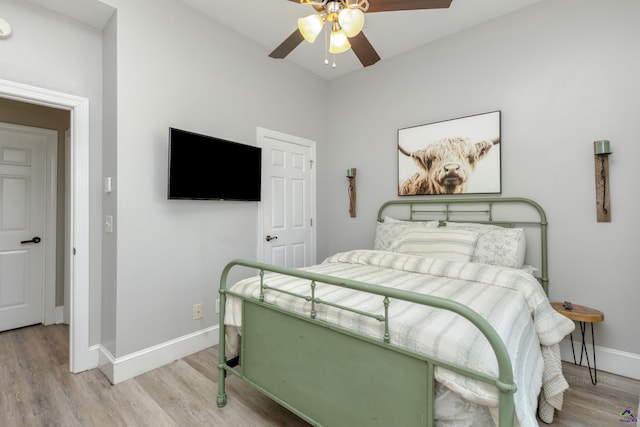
224 250 575 426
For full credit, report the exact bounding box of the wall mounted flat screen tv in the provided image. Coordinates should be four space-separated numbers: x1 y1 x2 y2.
168 127 261 201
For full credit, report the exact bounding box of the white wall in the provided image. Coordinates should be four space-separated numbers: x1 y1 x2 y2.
322 0 640 375
100 0 328 360
0 0 105 346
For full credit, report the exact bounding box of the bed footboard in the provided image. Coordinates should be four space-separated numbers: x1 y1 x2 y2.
241 302 435 425
217 260 517 427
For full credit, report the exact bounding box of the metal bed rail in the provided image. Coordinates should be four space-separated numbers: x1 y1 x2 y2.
377 197 549 294
217 259 517 427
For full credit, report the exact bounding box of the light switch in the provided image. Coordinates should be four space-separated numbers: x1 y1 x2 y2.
105 215 113 233
104 177 112 193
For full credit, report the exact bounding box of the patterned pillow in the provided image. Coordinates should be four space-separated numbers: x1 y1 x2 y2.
389 227 479 262
444 222 526 268
373 219 439 251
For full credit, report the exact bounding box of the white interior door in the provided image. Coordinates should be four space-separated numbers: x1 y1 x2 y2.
258 128 316 268
0 123 53 331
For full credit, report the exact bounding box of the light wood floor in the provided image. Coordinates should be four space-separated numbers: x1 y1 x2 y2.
1 324 638 426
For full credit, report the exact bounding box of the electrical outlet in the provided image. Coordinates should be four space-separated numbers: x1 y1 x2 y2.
193 303 203 319
215 299 220 314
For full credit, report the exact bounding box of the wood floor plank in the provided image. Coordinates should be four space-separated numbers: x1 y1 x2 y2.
53 366 120 426
134 359 223 426
0 328 22 423
0 326 80 427
551 362 639 426
1 324 638 427
182 346 217 382
57 364 176 427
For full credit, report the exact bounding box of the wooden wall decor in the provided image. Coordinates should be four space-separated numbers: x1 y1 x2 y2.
594 140 611 222
347 168 356 218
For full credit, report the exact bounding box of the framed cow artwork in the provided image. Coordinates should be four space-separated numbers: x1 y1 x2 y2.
398 111 501 196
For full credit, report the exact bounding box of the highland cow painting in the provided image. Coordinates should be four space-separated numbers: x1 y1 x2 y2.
398 111 501 196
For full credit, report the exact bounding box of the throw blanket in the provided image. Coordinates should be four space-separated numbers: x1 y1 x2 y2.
224 250 575 426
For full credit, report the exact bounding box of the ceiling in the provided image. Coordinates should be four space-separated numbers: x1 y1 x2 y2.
25 0 115 30
180 0 544 80
24 0 543 80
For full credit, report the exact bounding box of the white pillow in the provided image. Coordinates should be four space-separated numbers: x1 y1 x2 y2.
444 222 526 269
373 219 439 251
389 227 479 262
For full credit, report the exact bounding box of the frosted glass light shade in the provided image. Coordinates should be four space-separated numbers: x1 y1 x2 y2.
329 29 351 53
338 8 364 37
298 14 324 43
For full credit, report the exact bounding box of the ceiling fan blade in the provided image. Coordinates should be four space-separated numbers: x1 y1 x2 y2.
367 0 452 13
269 29 305 59
349 32 381 67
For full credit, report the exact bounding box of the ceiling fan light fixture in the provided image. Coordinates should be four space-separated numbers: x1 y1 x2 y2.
338 8 364 37
329 28 350 54
298 14 324 43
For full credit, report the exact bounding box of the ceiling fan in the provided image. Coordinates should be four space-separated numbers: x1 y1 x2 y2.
269 0 453 68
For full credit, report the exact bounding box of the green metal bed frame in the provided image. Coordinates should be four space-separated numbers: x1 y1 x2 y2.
217 197 548 426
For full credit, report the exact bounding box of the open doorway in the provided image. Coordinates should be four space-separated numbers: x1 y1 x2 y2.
0 99 69 330
0 78 93 373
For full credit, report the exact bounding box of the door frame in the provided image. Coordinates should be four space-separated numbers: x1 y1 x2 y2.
0 122 58 326
0 78 93 373
256 127 317 266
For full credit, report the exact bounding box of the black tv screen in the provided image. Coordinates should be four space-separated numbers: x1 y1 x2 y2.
168 128 261 201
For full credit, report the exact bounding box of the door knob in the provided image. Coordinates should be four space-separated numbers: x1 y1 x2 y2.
265 235 278 242
21 236 42 244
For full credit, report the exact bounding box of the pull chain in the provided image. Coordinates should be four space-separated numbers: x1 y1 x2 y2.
324 23 329 65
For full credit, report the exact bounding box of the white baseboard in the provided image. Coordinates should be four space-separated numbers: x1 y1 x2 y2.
559 338 640 381
55 306 65 324
98 325 219 384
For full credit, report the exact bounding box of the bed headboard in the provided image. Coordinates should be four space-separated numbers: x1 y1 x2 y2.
377 197 549 294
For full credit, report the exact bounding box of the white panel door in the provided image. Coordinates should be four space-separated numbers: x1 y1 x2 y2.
0 125 47 331
258 128 316 268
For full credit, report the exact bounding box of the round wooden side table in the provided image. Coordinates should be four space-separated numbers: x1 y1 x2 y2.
551 302 604 384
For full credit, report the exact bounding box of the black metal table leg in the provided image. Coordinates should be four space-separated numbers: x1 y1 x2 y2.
570 321 597 385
